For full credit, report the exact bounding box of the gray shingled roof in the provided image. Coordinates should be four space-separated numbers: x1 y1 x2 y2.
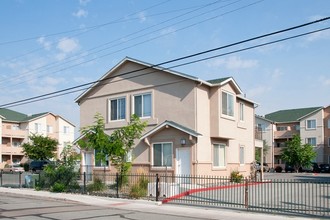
265 107 323 123
207 77 231 85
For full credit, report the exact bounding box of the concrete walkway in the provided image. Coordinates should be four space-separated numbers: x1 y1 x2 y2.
0 187 317 220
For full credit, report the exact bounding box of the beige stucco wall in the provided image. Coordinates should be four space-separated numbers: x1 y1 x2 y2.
300 110 324 163
324 106 330 163
78 60 256 177
79 61 197 131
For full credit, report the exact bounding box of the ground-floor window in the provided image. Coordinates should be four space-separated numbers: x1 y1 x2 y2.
239 145 245 165
213 143 226 167
94 149 109 168
153 143 172 167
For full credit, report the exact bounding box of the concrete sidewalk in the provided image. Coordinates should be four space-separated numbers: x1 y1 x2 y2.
0 187 315 220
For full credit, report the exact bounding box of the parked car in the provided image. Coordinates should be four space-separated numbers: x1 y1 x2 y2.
275 166 283 173
299 163 320 173
256 162 270 172
1 164 24 173
29 160 50 173
319 164 330 173
285 164 295 173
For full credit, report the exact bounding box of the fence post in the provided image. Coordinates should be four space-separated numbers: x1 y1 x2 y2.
156 174 160 201
19 172 22 188
244 178 249 209
116 172 119 198
0 170 2 186
83 172 86 194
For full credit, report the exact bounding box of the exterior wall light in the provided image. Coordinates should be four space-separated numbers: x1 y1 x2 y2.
180 138 186 145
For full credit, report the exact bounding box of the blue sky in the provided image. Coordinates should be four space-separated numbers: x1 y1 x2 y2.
1 0 330 136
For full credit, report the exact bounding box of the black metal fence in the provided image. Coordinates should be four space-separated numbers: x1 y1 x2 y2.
1 171 329 218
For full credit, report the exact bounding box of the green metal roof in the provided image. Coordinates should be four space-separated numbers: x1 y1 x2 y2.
0 108 48 122
265 107 322 123
207 77 231 85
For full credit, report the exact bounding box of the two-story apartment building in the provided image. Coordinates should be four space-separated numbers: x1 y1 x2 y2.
255 115 275 168
76 57 257 177
0 108 75 165
323 105 330 163
261 107 325 168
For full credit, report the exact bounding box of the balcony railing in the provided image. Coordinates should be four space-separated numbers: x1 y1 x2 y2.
1 145 24 154
274 130 299 139
2 128 27 138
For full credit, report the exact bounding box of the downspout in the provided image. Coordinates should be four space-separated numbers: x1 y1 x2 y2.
194 81 203 176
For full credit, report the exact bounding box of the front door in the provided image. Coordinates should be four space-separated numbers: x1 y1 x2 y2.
176 147 191 176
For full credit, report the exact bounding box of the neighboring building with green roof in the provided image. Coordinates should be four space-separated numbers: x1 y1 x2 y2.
0 108 75 166
258 106 326 169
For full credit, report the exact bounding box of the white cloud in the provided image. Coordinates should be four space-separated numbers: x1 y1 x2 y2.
270 68 283 79
248 85 272 98
57 37 80 53
306 29 330 42
37 37 52 50
73 9 88 18
138 12 146 23
160 27 176 36
79 0 91 6
207 56 258 70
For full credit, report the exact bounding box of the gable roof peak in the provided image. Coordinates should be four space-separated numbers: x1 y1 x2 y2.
265 106 323 123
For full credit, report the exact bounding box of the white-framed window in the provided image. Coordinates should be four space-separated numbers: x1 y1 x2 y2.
213 143 226 167
47 125 53 133
277 126 287 131
307 137 317 147
12 124 20 130
306 119 316 129
134 93 152 118
34 123 42 133
109 97 126 121
328 119 330 129
64 126 70 134
221 91 234 117
153 142 172 167
94 149 109 168
239 103 244 121
328 137 330 147
12 142 21 147
239 145 245 165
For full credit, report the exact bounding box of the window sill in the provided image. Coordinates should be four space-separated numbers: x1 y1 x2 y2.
212 166 226 171
221 114 235 121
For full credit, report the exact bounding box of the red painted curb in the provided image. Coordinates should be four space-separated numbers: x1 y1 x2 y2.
162 181 270 204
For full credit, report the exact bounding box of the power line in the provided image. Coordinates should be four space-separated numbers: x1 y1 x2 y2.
0 0 233 87
0 0 172 46
1 22 329 108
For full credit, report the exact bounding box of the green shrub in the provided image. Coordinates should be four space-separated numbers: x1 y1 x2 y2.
51 182 66 192
230 171 244 183
87 177 107 192
129 176 148 199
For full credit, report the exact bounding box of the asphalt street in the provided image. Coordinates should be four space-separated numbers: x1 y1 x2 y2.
0 187 319 220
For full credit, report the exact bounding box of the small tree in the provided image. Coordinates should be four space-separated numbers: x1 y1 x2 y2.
281 134 316 172
78 113 146 185
39 144 81 192
22 134 58 161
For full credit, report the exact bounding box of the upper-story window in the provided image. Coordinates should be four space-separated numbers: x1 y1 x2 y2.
35 123 42 133
239 103 244 121
134 93 151 118
12 124 20 130
327 119 330 129
64 126 70 134
306 119 316 129
222 91 234 117
47 125 53 133
109 97 126 121
295 125 300 131
307 137 316 147
277 126 287 131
